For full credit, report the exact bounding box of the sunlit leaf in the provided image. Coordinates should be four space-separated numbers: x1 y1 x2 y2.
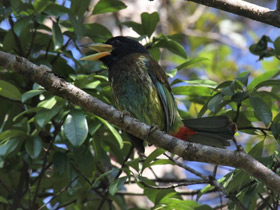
109 176 127 195
248 69 280 91
122 21 144 36
0 138 20 156
274 36 280 56
174 57 209 71
92 0 127 15
52 21 63 50
142 148 165 172
250 96 272 126
155 35 187 58
0 80 21 101
63 110 88 147
22 89 45 103
96 116 123 149
141 12 159 38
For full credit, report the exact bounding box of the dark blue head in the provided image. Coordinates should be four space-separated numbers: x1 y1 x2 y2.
100 36 149 68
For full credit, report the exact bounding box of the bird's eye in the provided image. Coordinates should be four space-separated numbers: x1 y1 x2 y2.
113 39 121 44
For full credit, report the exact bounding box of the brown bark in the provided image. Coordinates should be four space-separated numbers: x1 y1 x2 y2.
187 0 280 28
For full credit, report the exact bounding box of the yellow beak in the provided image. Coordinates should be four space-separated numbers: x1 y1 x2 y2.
80 43 113 61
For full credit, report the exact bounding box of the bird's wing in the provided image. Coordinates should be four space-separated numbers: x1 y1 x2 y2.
146 56 177 132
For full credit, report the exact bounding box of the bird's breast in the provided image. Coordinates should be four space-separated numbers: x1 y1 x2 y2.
108 54 166 130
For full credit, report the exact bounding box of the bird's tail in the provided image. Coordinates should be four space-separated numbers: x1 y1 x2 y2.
173 116 237 147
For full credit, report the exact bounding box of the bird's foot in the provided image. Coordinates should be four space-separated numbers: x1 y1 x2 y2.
119 110 131 122
148 125 159 138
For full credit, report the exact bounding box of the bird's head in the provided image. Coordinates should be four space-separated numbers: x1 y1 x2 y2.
80 36 149 68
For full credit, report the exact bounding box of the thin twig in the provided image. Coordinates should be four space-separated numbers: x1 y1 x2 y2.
164 153 209 180
97 146 134 210
140 180 208 189
165 153 246 210
31 137 55 209
54 199 77 210
37 176 79 210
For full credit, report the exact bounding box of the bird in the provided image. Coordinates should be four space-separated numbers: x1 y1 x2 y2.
81 36 236 153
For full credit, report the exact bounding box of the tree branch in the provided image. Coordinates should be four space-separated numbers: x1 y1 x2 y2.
186 0 280 28
0 51 280 193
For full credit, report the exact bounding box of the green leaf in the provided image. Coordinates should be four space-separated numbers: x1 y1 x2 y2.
253 79 280 90
248 69 280 91
53 151 69 175
174 57 209 71
248 140 264 160
207 93 223 113
0 80 21 101
92 0 127 15
86 23 113 42
249 35 274 59
126 158 140 171
274 36 280 56
196 184 215 201
142 148 165 171
3 30 16 51
249 96 272 126
33 0 53 13
109 176 127 195
0 138 20 156
70 0 90 18
271 113 280 142
159 198 212 210
148 47 161 61
141 12 159 38
45 4 70 17
149 159 174 167
186 79 217 88
35 105 61 127
122 21 144 36
83 81 101 89
68 12 85 38
37 96 57 109
172 86 212 96
92 168 118 187
155 35 187 58
13 107 43 122
71 147 95 177
14 16 31 36
52 21 63 50
96 116 123 149
0 196 9 204
156 192 177 205
63 110 88 147
0 130 26 143
25 136 42 159
236 72 250 86
22 89 45 102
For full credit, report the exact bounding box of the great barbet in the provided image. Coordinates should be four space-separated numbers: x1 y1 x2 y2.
81 36 236 153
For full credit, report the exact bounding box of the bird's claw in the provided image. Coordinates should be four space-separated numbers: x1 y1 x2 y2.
148 125 159 137
119 110 131 122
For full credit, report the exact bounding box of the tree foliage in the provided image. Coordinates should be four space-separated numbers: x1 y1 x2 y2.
0 0 279 209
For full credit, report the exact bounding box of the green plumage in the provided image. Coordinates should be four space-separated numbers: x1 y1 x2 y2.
108 53 182 151
109 54 166 130
82 36 236 153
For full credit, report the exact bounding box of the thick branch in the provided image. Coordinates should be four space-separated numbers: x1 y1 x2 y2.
0 51 280 193
186 0 280 28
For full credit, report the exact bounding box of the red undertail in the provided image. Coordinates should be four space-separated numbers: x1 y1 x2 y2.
171 126 197 140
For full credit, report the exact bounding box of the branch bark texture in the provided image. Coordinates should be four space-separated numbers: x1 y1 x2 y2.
187 0 280 28
0 51 280 193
